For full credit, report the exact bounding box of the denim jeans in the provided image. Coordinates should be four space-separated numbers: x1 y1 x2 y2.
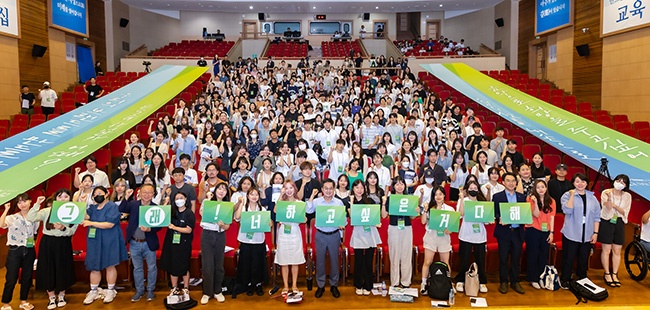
130 241 157 293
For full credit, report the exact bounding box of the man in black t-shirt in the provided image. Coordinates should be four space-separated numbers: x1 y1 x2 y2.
197 56 208 67
20 85 35 115
418 149 448 187
84 77 104 103
501 139 525 168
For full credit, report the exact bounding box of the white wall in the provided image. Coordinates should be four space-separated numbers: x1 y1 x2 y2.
111 0 130 71
362 39 387 58
443 7 495 52
179 12 396 46
242 39 268 59
494 0 519 69
129 6 181 52
420 11 445 39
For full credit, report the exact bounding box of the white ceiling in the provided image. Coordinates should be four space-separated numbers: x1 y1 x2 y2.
121 0 504 14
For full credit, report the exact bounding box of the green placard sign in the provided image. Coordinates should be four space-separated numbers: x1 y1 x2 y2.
138 205 171 228
463 200 495 223
240 211 271 233
350 204 381 226
388 194 419 216
51 201 86 224
275 201 307 223
315 205 347 227
499 202 533 225
428 209 461 232
202 201 234 224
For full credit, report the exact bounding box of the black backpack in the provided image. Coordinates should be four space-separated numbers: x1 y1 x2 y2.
427 262 452 300
568 278 608 304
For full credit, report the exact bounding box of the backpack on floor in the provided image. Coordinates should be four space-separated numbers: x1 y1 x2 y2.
568 278 608 304
539 265 561 291
164 293 197 310
427 262 452 300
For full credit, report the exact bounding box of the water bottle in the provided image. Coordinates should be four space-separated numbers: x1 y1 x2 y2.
381 281 387 297
448 287 455 305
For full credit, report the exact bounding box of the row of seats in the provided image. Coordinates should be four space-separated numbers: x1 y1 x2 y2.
321 40 365 58
152 40 235 57
265 41 308 58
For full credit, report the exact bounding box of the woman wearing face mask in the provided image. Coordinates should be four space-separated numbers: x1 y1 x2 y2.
420 186 455 294
247 129 264 161
397 156 418 194
160 192 196 297
454 181 490 294
274 181 306 295
81 186 128 305
599 174 631 287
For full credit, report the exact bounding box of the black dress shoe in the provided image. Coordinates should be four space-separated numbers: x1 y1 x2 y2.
510 282 525 294
255 284 264 296
330 286 341 298
315 287 325 298
499 282 508 294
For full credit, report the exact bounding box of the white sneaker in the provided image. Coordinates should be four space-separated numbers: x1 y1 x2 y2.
456 282 464 293
420 282 427 294
362 289 371 296
201 295 210 305
83 290 99 305
47 296 57 309
355 288 363 295
214 293 225 302
57 295 67 308
479 284 488 293
531 282 541 290
103 289 117 303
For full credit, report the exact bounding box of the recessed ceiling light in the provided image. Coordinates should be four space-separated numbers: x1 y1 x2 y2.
375 6 379 9
166 3 170 6
439 4 443 7
313 6 316 9
249 5 253 9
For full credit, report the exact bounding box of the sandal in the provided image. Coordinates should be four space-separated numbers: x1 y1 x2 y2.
1 306 12 310
603 273 615 287
19 303 34 310
281 288 289 296
292 287 299 294
612 273 622 287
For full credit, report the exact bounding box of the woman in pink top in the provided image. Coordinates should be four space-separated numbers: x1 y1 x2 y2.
525 180 556 289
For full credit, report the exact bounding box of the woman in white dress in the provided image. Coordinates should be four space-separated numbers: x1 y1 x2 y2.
273 181 306 295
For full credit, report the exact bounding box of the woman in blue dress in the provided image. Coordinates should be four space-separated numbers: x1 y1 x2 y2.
81 186 128 305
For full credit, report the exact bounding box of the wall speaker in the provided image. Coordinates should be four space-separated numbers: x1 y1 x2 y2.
32 44 47 57
119 18 129 28
363 13 370 21
258 13 266 21
495 18 504 27
576 44 590 57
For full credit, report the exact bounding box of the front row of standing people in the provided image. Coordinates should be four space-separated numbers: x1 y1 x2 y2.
0 171 631 308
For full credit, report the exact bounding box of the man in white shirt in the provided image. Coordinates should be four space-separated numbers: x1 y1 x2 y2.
74 156 110 189
367 153 391 191
38 81 58 116
317 119 338 159
327 139 350 182
302 120 318 148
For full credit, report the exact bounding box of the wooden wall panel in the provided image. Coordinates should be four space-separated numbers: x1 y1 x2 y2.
88 0 106 70
19 0 50 91
572 0 602 109
517 0 535 74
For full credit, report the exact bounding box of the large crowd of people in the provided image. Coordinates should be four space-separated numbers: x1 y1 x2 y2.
0 55 638 309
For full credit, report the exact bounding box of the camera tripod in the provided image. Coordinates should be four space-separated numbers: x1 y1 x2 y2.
590 157 612 191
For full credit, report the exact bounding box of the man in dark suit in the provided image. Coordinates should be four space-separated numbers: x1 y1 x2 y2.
492 172 527 294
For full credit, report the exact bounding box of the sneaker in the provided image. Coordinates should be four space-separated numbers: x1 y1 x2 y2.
362 289 371 296
83 289 99 305
456 282 465 293
355 288 363 295
19 302 34 310
420 282 427 294
146 291 155 301
131 291 144 302
214 293 225 303
201 295 210 305
479 284 488 293
560 281 570 290
103 289 117 303
47 296 57 309
57 295 67 308
531 282 541 290
182 288 190 295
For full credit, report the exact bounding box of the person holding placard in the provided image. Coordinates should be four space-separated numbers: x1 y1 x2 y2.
481 167 505 201
233 188 270 297
81 186 128 305
420 186 455 294
447 152 470 201
493 172 527 294
349 180 381 296
274 181 307 295
559 173 600 289
121 184 162 302
261 172 285 224
296 161 321 229
161 192 196 297
310 179 344 298
525 180 556 289
599 174 631 288
454 181 490 293
199 182 231 304
381 176 421 288
27 190 77 309
0 194 38 310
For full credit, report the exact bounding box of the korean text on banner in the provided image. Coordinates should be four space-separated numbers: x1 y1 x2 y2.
202 201 234 224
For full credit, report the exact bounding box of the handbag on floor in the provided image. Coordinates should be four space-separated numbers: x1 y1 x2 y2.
464 262 480 297
568 278 608 304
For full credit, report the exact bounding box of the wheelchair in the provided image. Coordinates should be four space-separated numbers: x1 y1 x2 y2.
624 224 648 281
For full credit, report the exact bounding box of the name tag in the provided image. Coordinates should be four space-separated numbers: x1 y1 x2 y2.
436 230 445 237
26 237 34 248
326 141 331 147
610 214 618 224
284 224 292 234
172 232 181 244
472 223 481 233
363 226 371 233
88 228 97 239
541 222 548 232
337 165 343 173
90 91 95 96
397 219 405 230
246 232 254 240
